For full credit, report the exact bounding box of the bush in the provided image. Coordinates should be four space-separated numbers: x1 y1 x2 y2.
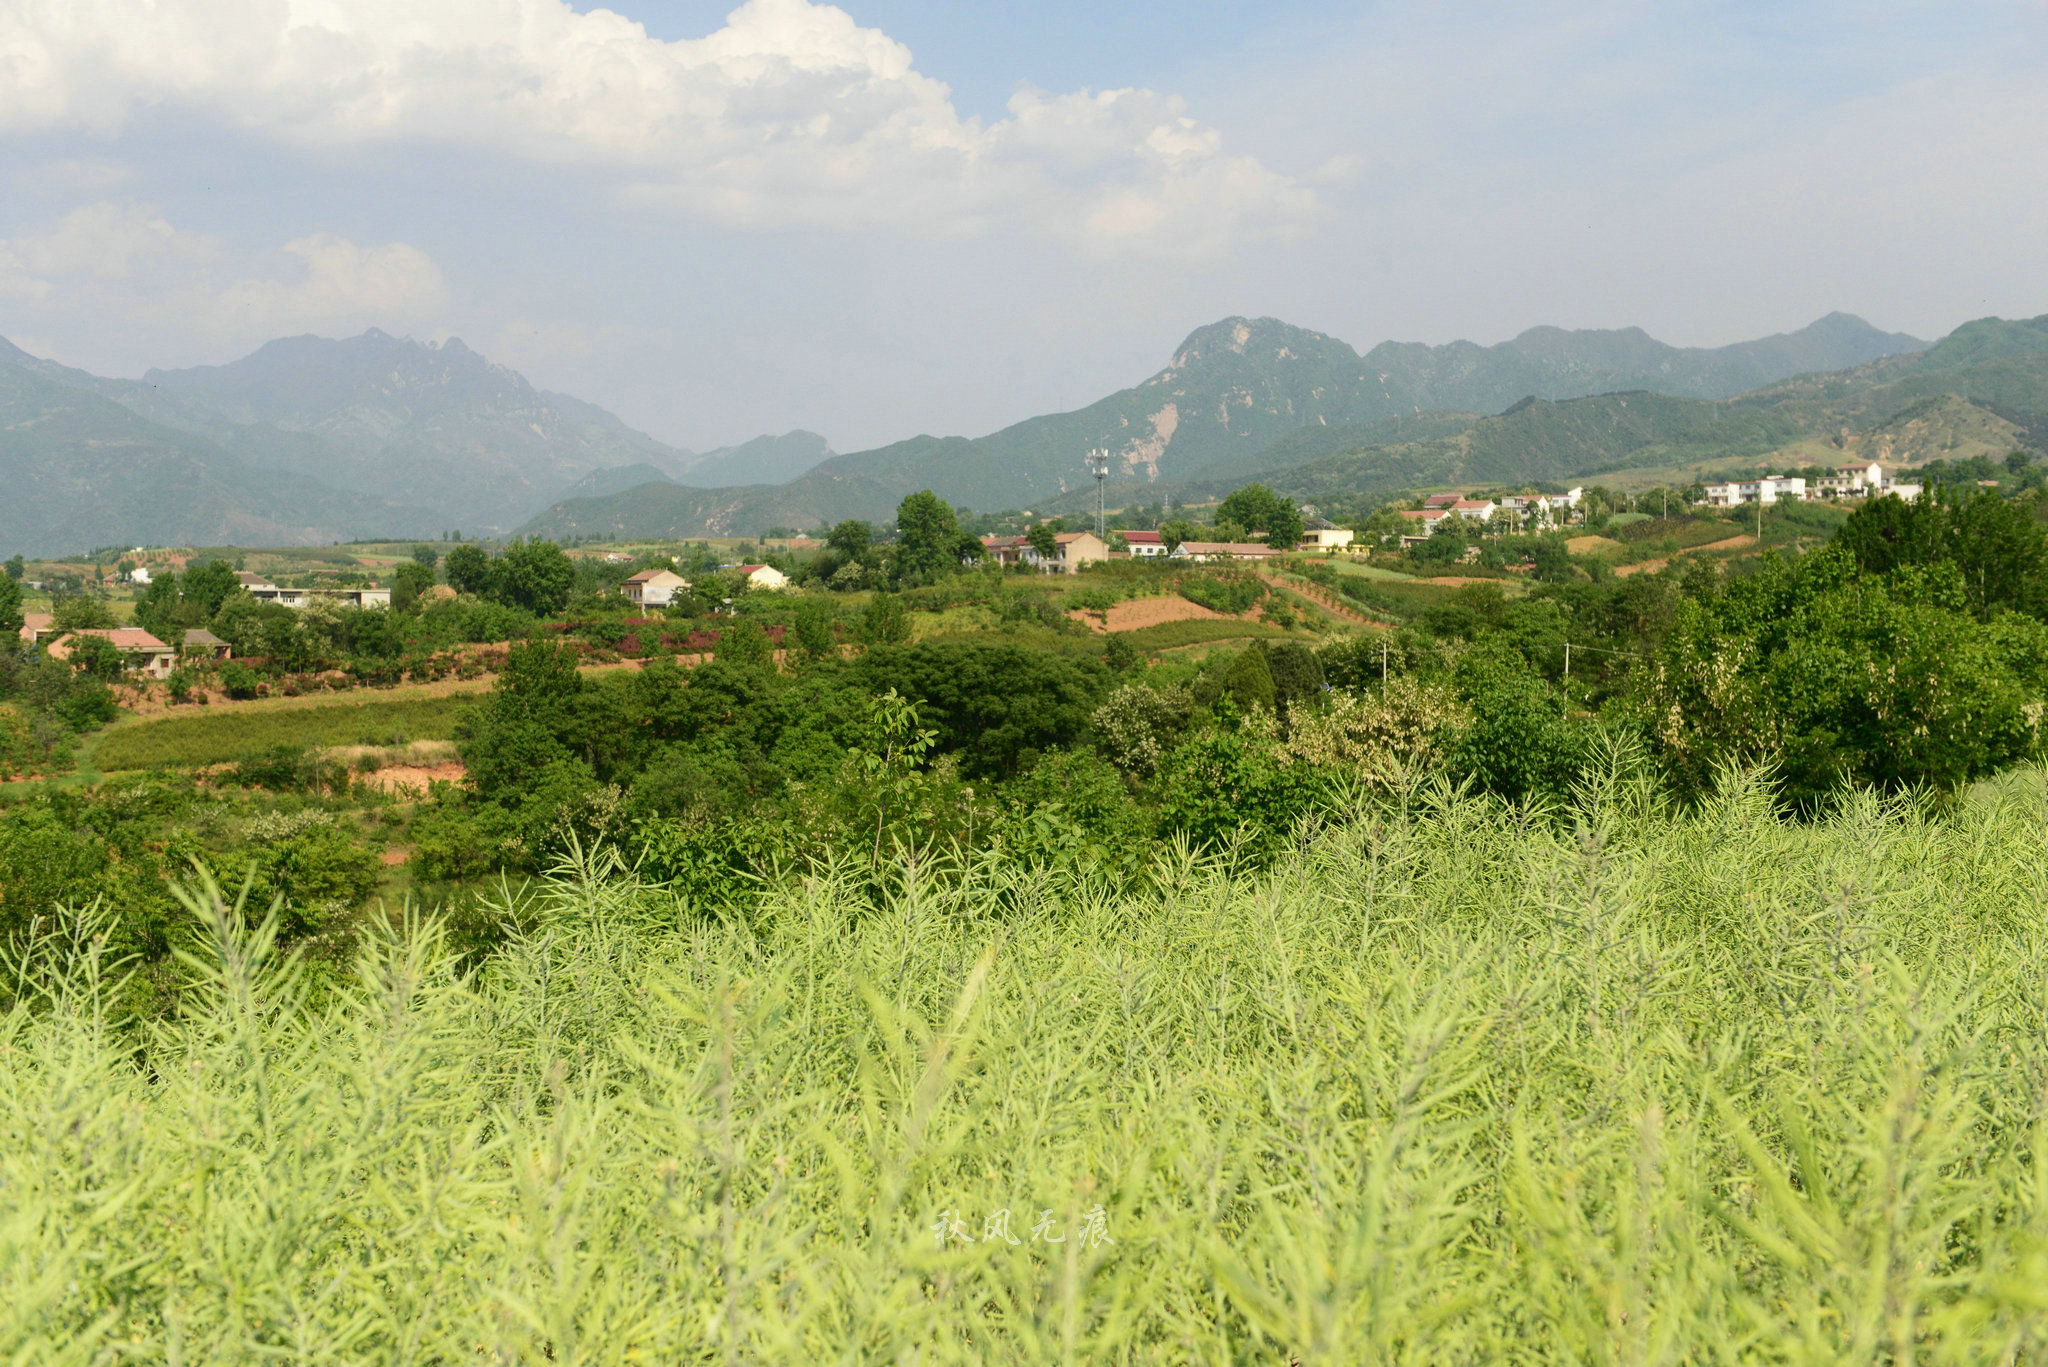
1177 572 1265 615
219 661 261 700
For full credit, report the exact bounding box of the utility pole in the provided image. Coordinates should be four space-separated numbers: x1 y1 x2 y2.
1087 449 1110 540
1381 637 1388 685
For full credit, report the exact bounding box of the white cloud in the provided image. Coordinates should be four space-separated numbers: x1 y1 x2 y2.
0 202 448 358
0 0 1311 257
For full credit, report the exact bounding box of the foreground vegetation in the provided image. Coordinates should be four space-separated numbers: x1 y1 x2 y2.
8 763 2048 1361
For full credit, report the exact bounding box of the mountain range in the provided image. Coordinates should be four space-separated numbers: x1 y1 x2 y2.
0 331 834 555
10 310 2048 555
517 311 1959 538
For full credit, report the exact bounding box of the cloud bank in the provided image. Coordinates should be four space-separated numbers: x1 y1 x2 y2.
0 0 1313 257
0 202 448 360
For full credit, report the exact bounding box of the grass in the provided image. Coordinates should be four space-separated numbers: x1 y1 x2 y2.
10 761 2048 1360
1331 575 1466 622
96 695 478 772
1119 618 1297 651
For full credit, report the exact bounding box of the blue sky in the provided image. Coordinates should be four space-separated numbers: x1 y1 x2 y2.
2 1 2044 453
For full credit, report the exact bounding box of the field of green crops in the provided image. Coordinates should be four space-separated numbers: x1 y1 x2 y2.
94 695 479 771
9 759 2048 1361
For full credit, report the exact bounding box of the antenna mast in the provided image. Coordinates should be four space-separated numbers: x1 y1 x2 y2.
1088 449 1110 539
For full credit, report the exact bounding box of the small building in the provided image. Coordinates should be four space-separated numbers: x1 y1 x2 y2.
1704 476 1807 507
1452 499 1498 522
623 568 692 607
1423 492 1463 509
1170 541 1281 563
18 612 53 645
1298 519 1354 551
239 576 390 609
182 628 231 661
46 628 177 679
1397 508 1456 535
1042 532 1110 575
128 566 152 585
1121 529 1170 558
737 564 791 590
985 531 1111 574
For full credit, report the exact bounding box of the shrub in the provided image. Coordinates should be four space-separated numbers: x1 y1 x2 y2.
1177 572 1264 615
218 661 261 700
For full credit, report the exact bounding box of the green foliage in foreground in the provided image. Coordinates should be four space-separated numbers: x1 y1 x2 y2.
94 695 479 771
10 765 2048 1361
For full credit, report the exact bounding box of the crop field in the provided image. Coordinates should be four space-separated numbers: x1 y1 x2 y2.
12 765 2048 1361
94 695 478 771
1119 617 1299 651
1330 574 1465 621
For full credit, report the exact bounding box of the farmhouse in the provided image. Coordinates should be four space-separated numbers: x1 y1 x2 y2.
1121 529 1169 558
737 564 791 590
1169 541 1281 563
182 628 231 660
235 572 391 609
45 628 178 680
622 568 691 607
1298 518 1354 550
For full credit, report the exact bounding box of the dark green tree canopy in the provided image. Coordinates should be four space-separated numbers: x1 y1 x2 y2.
852 642 1110 778
826 520 873 558
893 491 962 584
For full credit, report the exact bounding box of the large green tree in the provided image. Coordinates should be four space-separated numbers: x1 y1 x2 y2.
893 491 961 584
444 544 496 597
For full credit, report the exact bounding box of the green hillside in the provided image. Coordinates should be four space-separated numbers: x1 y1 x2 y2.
517 312 1932 536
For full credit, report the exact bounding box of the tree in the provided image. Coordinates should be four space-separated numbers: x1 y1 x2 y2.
792 599 839 663
852 641 1110 778
495 540 575 615
1159 519 1201 552
1263 502 1305 551
826 520 873 559
715 619 776 670
51 596 116 633
0 575 21 638
445 544 496 597
1026 522 1060 562
1219 645 1277 714
411 544 440 571
859 593 909 645
182 560 242 618
1219 484 1287 540
894 490 962 584
392 560 436 612
3 555 22 581
65 633 123 681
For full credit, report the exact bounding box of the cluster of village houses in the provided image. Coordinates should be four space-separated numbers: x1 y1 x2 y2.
18 463 1931 676
1395 461 1922 546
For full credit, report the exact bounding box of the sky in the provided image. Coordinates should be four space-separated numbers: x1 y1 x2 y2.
2 0 2046 454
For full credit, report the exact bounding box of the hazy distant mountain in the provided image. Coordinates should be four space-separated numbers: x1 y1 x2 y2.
137 330 695 532
671 430 834 487
0 330 833 553
0 353 419 556
518 312 1932 537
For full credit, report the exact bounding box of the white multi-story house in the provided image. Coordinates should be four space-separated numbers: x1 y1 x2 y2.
1120 530 1170 558
1704 476 1807 507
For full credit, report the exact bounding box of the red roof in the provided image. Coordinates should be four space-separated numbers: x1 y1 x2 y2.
1423 493 1462 508
1122 530 1162 544
1453 499 1495 511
